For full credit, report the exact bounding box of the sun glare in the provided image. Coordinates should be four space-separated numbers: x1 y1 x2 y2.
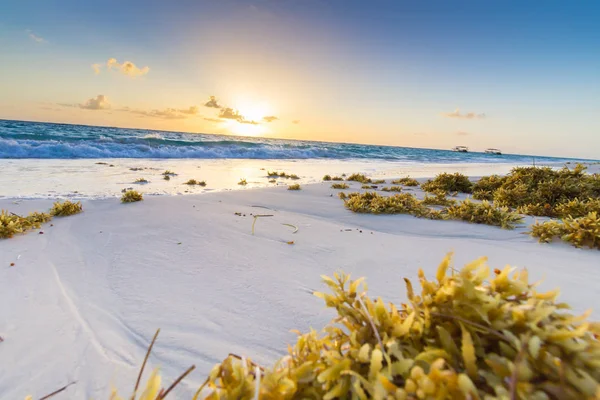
227 100 273 137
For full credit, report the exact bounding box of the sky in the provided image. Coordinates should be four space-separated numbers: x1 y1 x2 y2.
0 0 599 158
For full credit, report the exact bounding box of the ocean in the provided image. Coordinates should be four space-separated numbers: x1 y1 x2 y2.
0 119 591 199
0 119 584 164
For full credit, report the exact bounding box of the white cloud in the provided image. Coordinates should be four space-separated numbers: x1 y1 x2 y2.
79 95 111 110
442 108 486 120
262 116 278 122
122 105 200 119
26 29 45 43
92 58 149 77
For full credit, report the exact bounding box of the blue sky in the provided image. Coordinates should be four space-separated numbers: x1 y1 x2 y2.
0 0 598 158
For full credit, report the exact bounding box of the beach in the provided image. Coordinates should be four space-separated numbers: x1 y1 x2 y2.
2 164 599 399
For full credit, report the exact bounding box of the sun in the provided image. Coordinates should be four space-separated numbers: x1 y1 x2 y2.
227 100 273 137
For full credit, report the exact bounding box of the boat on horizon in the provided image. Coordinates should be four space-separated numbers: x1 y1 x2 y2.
485 148 502 155
452 146 469 153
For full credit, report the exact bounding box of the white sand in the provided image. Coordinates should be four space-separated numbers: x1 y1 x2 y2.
1 173 599 398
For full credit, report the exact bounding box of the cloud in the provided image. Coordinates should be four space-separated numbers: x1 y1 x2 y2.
204 117 225 123
124 106 200 119
219 107 244 121
442 108 486 120
91 58 149 77
204 96 222 109
79 95 111 110
455 131 470 136
239 120 259 125
26 29 46 43
292 120 300 124
262 116 278 122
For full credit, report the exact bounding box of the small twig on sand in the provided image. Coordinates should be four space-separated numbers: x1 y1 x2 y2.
157 365 196 399
251 215 274 235
10 212 23 218
38 381 76 400
134 329 160 395
282 223 299 233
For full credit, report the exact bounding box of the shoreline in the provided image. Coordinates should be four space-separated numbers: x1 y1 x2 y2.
0 158 577 200
2 169 599 398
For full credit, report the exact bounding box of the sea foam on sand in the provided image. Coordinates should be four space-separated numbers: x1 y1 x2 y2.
1 171 599 399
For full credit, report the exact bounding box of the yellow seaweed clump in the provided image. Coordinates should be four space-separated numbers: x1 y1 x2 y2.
1 210 51 239
346 173 372 184
198 254 600 399
391 177 419 186
121 190 143 203
530 211 600 249
446 199 523 229
422 172 473 194
332 183 350 189
287 184 301 191
50 200 83 217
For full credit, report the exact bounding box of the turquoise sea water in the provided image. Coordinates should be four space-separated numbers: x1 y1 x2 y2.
0 119 589 163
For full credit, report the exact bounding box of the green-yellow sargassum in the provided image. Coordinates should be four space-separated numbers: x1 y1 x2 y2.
94 254 600 400
121 190 144 203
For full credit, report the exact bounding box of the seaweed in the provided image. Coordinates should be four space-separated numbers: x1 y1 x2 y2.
287 184 301 190
391 177 419 186
184 179 206 186
381 186 403 192
323 175 332 181
530 211 600 249
346 173 372 184
446 199 523 229
121 190 143 203
134 178 149 184
238 179 248 186
331 183 350 189
50 200 83 217
421 172 472 193
196 254 600 399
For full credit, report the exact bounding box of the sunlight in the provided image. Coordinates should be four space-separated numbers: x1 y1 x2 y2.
227 120 267 137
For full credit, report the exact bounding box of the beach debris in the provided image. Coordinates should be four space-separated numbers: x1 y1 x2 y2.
234 212 242 216
196 253 600 399
39 231 44 234
331 183 349 189
286 241 295 245
391 177 419 186
121 190 143 203
50 200 82 217
251 214 274 235
281 223 298 233
422 172 472 194
130 167 145 171
184 179 206 186
10 263 14 267
35 381 77 400
95 162 108 165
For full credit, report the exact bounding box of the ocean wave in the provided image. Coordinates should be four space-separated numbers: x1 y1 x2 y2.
0 120 584 163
